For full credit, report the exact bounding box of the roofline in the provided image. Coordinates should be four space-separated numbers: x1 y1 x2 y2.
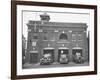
27 21 88 28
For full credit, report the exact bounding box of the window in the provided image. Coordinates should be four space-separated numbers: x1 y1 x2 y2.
44 36 47 40
49 32 55 41
59 33 68 40
43 32 48 41
33 35 38 39
72 33 76 41
32 42 36 46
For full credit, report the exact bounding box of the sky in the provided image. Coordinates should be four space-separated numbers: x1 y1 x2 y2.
22 9 90 40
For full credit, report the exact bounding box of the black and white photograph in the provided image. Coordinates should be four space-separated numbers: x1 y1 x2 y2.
22 11 90 69
11 1 97 79
17 4 95 74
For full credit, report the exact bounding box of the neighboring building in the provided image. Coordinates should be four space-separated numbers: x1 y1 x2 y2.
25 13 89 64
22 35 26 64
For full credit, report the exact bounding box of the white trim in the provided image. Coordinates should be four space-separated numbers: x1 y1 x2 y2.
30 51 38 53
43 47 54 49
72 47 83 49
17 5 94 76
58 47 69 49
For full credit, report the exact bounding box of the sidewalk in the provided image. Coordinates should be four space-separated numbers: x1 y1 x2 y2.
23 62 89 69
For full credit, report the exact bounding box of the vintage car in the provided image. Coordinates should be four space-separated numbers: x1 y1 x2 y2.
73 52 84 63
59 54 69 64
40 53 52 65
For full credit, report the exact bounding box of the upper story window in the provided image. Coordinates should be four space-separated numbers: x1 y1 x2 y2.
44 36 47 40
59 33 68 40
32 42 37 46
77 33 83 41
43 31 48 41
33 35 38 39
72 33 76 41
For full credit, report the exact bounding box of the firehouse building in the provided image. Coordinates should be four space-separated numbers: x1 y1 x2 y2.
25 13 89 64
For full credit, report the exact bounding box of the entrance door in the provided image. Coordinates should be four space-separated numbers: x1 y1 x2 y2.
43 48 54 62
58 47 69 62
29 51 38 64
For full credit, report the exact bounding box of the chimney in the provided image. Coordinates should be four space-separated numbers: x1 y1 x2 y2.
40 13 50 24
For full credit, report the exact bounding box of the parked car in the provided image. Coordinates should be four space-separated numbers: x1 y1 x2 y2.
73 52 84 63
59 54 69 64
40 53 52 65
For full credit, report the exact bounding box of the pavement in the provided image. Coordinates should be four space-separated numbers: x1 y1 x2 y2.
23 62 89 69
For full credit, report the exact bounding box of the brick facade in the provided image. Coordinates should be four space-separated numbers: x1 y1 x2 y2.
25 14 89 64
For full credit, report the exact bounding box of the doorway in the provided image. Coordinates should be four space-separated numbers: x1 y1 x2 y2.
43 47 54 62
58 47 69 62
72 47 83 63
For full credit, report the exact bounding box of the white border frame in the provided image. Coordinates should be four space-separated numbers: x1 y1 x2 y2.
17 5 94 75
